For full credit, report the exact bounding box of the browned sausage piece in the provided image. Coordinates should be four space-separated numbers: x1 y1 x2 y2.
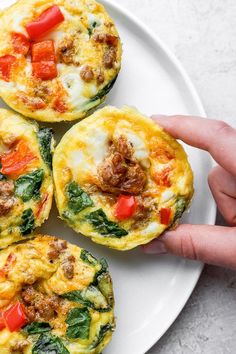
94 33 118 46
47 239 67 260
62 255 75 279
0 180 15 217
80 65 94 82
21 286 60 322
97 137 147 195
103 47 116 69
10 340 29 354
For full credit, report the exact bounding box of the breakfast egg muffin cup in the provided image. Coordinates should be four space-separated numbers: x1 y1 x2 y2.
53 106 194 251
0 0 122 122
0 235 115 354
0 108 54 249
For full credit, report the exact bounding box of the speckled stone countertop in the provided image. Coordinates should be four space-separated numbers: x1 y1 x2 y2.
115 0 236 353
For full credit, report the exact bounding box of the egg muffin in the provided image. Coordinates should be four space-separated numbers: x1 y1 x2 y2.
0 108 53 249
0 235 115 354
53 106 194 251
0 0 122 122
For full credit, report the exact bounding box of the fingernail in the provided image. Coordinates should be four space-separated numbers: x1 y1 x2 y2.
142 239 167 254
160 231 174 240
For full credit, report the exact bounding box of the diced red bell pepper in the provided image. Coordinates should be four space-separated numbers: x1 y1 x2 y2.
32 61 57 80
114 195 137 221
1 140 37 177
160 207 172 225
0 253 16 278
26 5 64 40
31 40 56 62
11 33 30 55
0 55 16 82
3 302 27 332
0 314 5 331
36 193 49 217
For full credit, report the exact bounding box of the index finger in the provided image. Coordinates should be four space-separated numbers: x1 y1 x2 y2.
152 115 236 176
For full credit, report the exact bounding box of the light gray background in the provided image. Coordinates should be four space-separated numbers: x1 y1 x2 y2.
115 0 236 353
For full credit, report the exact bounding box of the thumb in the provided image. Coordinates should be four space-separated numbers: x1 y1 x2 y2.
142 224 236 270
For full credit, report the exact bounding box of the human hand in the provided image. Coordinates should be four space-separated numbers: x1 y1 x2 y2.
143 115 236 269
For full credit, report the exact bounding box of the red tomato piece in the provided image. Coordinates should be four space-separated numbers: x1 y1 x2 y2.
0 55 16 82
0 314 5 331
11 33 30 55
1 140 37 177
32 61 57 80
31 40 56 62
26 5 64 40
114 195 137 221
160 207 172 225
3 302 27 332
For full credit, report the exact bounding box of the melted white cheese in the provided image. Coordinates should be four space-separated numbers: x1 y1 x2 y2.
114 127 150 168
84 128 109 166
43 30 65 48
141 222 160 236
60 71 87 108
9 13 26 33
87 13 102 27
160 190 175 203
68 150 91 180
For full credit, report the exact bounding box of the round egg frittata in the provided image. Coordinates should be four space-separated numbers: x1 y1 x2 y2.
0 235 115 354
0 108 53 249
53 106 194 251
0 0 122 122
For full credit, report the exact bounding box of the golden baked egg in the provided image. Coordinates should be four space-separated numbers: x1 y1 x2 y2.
0 0 122 122
53 106 194 250
0 235 115 353
0 108 53 249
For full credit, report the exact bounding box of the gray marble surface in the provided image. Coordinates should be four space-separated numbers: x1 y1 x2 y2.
115 0 236 353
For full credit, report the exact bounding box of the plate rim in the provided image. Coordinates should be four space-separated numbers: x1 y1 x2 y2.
100 0 217 352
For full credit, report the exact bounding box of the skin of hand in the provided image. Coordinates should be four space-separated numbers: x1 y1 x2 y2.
143 115 236 270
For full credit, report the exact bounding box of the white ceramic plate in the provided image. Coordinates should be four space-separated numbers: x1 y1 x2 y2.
0 1 216 353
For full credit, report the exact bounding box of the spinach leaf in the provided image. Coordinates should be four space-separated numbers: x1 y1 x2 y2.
61 285 110 312
97 272 114 307
99 258 108 273
15 169 44 202
66 307 91 339
67 182 94 214
88 21 97 36
89 75 118 103
93 258 109 285
90 324 113 349
32 333 69 354
20 208 35 235
37 128 53 168
173 198 186 224
23 322 51 334
80 249 98 266
86 209 128 237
